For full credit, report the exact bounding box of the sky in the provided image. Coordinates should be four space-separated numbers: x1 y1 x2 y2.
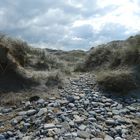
0 0 140 50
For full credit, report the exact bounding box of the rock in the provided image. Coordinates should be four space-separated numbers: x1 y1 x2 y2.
66 96 75 103
77 131 91 139
89 111 96 116
104 135 114 140
18 111 27 116
61 122 70 131
112 110 120 115
37 108 47 116
7 131 13 137
75 138 84 140
105 119 116 125
79 124 86 130
74 115 85 123
37 99 45 104
84 100 89 105
25 101 31 107
115 137 123 140
22 136 31 140
11 116 23 125
41 138 54 140
71 132 77 137
136 112 140 117
27 109 36 116
88 117 96 122
1 108 12 113
127 106 136 112
44 123 56 129
91 138 103 140
69 121 75 127
68 103 75 107
0 134 5 140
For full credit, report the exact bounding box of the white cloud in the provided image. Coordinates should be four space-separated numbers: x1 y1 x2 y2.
0 0 139 50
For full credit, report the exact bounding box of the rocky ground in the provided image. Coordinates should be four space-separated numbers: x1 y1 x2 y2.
0 73 140 140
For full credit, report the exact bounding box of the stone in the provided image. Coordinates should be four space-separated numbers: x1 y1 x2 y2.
25 101 31 107
37 108 47 116
91 138 103 140
88 117 96 122
69 121 75 126
7 131 13 137
112 110 120 115
11 116 23 125
18 111 27 116
1 108 12 113
74 115 85 123
104 135 114 140
79 124 86 130
89 111 96 116
115 137 123 140
27 109 36 116
127 106 136 111
61 122 70 131
75 138 84 140
44 123 56 129
66 96 75 103
37 99 45 104
105 119 116 125
68 103 75 107
77 131 91 139
22 136 31 140
41 138 54 140
71 132 77 137
136 112 140 117
0 134 5 140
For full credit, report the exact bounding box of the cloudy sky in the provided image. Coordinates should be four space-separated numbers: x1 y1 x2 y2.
0 0 140 50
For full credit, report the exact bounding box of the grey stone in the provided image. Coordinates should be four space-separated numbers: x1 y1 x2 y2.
112 110 120 115
127 106 136 111
91 138 103 140
22 136 31 140
41 138 54 140
37 99 45 104
18 111 27 116
44 123 56 129
75 138 84 140
1 108 12 113
115 137 123 140
27 109 36 116
0 134 5 140
88 117 96 122
105 119 116 125
74 115 85 123
77 130 91 139
68 103 75 107
25 101 31 107
104 135 114 140
37 108 47 116
61 122 70 131
79 124 86 130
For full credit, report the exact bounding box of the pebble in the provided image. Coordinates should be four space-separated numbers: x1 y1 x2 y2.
104 135 114 140
77 130 91 139
44 123 56 129
27 109 37 116
37 108 47 116
0 74 139 140
0 134 5 140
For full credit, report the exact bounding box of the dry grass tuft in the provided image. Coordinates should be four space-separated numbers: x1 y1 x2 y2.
96 69 138 93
